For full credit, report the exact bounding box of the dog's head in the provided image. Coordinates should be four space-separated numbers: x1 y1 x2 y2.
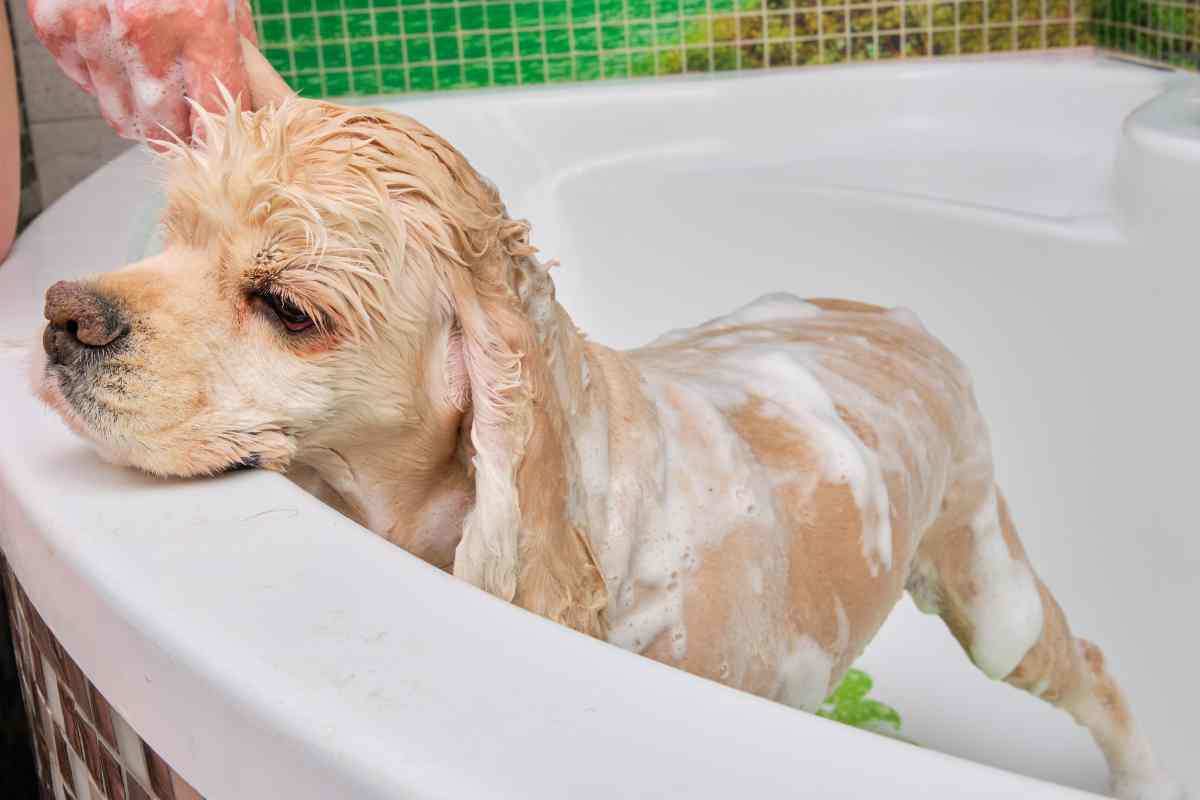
34 81 607 634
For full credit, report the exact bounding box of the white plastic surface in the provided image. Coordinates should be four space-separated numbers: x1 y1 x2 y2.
0 54 1197 799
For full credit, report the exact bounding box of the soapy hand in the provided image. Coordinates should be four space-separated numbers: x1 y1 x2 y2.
27 0 258 141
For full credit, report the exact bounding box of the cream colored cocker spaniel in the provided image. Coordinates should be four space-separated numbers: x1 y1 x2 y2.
33 49 1183 800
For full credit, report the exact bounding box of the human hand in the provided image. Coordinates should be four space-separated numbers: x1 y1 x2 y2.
27 0 259 141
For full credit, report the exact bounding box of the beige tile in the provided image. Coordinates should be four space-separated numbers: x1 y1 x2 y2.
29 117 133 205
8 0 102 123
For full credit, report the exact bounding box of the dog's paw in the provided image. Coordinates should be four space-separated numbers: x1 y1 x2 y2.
1110 771 1189 800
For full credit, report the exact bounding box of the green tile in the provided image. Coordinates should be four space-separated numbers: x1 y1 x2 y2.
519 30 544 55
460 4 485 30
378 39 403 64
493 60 518 84
576 54 602 78
656 19 681 45
686 46 711 70
295 15 322 43
431 7 457 32
347 13 373 37
631 50 655 74
287 0 313 12
381 67 407 90
548 56 574 80
823 36 846 62
295 73 324 96
516 2 541 26
599 0 625 22
294 45 320 70
793 39 818 64
988 25 1013 49
602 25 627 48
376 11 402 36
262 18 288 43
520 59 547 83
547 27 572 53
486 5 514 28
465 63 492 86
322 43 348 67
740 42 764 67
656 0 682 19
630 21 654 46
683 0 707 16
410 66 435 90
490 33 516 56
628 0 653 19
257 0 285 14
319 14 346 37
403 10 429 33
932 29 955 53
437 64 464 89
544 1 569 24
352 70 380 94
347 0 370 9
314 0 341 10
435 35 460 60
657 48 683 73
265 47 292 73
602 53 629 77
574 27 599 50
571 0 598 23
350 41 375 66
407 37 432 62
463 34 488 58
325 71 351 95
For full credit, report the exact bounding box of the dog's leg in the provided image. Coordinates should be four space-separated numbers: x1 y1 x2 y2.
911 485 1184 800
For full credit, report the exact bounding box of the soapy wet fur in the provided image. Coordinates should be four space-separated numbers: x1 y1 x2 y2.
33 83 1185 800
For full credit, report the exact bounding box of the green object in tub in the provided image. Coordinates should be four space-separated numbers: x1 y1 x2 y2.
817 669 904 738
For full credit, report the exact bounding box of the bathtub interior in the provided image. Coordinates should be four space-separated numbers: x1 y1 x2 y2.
1 54 1197 799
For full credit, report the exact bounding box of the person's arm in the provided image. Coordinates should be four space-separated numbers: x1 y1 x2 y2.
0 5 20 261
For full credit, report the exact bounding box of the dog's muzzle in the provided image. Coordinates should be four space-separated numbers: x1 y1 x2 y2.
42 280 129 365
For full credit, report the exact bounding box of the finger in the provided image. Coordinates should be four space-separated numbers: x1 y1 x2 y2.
181 25 248 119
235 0 258 45
53 41 95 93
240 37 294 109
85 58 138 139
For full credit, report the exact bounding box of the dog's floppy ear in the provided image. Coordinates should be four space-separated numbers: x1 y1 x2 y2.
389 147 607 638
442 237 609 639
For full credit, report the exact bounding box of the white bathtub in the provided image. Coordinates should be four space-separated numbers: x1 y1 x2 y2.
1 53 1197 800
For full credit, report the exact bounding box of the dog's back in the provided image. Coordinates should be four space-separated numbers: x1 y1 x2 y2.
581 293 985 709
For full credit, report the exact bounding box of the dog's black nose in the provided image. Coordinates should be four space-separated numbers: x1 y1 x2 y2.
42 280 128 364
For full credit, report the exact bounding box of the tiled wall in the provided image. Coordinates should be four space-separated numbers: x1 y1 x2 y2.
254 0 1095 95
2 557 207 800
1095 0 1200 69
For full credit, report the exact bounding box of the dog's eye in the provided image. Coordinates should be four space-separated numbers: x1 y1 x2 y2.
257 292 315 333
